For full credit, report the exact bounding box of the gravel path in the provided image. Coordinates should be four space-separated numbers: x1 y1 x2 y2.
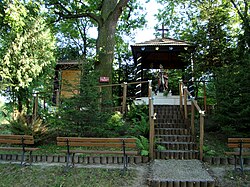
149 159 214 182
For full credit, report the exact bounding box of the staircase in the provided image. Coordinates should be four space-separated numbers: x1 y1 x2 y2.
154 105 199 159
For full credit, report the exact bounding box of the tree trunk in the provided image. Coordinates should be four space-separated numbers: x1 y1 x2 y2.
95 0 129 103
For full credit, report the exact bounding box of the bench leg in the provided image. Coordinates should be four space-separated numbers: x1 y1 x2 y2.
72 153 75 166
66 152 70 168
21 150 25 166
234 155 237 171
29 151 33 165
122 154 128 175
240 156 244 173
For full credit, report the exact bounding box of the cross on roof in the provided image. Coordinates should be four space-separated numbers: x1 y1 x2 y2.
158 24 169 38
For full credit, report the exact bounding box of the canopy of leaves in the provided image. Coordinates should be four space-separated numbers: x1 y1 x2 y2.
156 0 250 135
0 0 56 91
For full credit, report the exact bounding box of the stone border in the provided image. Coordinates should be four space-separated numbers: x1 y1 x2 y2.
0 154 149 164
203 157 250 165
1 154 250 166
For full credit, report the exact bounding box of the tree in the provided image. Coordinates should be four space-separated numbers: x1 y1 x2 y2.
0 0 56 113
46 0 145 83
155 0 250 135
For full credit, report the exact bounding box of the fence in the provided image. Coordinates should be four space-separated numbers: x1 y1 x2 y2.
179 81 206 160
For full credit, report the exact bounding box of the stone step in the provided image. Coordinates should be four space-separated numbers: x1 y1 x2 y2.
156 142 197 150
155 128 190 135
154 150 199 159
155 135 195 142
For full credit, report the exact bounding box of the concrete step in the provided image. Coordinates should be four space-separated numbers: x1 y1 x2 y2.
147 160 215 187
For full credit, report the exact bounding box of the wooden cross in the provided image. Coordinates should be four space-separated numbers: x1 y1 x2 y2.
158 24 169 38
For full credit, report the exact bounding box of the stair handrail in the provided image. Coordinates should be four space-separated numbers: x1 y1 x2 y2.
179 81 205 160
97 81 149 113
148 80 155 160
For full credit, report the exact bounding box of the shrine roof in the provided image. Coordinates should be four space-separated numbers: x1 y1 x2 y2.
131 37 193 47
57 60 79 65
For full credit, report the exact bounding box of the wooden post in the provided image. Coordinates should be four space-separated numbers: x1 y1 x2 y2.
203 81 207 112
191 101 195 136
99 86 102 108
199 111 205 160
122 82 127 114
179 80 183 111
183 86 188 119
148 80 154 160
56 89 60 107
33 93 38 122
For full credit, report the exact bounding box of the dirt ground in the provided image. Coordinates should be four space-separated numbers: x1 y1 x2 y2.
206 164 250 187
1 160 250 187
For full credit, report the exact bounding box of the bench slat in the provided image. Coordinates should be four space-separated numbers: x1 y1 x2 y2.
57 142 137 148
225 152 250 156
57 137 137 143
0 139 34 145
61 150 138 155
0 147 39 151
228 138 250 143
0 135 34 140
227 143 250 148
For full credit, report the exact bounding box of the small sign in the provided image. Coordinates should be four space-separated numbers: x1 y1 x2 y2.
99 76 109 83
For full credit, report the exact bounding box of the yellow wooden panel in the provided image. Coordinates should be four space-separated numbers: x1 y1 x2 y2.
61 70 81 98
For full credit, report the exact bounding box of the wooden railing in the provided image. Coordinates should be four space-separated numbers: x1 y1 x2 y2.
99 80 155 159
98 80 149 114
148 80 154 160
179 81 205 160
32 81 155 159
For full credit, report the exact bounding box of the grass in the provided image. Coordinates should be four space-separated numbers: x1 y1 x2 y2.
0 163 137 187
221 170 250 187
203 132 229 157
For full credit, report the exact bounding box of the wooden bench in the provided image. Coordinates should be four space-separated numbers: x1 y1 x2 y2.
225 138 250 172
0 135 39 165
57 137 139 172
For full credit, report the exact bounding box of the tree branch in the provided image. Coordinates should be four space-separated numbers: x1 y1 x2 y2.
230 0 245 22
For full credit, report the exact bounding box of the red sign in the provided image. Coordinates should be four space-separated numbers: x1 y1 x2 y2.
99 76 109 83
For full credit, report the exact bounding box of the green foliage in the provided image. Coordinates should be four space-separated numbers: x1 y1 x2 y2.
136 135 149 156
107 111 124 128
7 114 48 144
126 103 149 137
156 144 166 151
203 145 216 157
0 0 56 116
0 0 56 91
51 61 111 137
131 116 149 137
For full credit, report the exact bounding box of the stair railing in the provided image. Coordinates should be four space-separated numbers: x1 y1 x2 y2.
179 81 205 160
148 80 155 160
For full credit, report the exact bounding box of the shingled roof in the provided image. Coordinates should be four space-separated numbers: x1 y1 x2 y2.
131 37 193 47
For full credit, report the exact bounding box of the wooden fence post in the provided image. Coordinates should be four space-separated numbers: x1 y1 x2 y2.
56 89 60 107
199 111 205 160
179 80 183 112
183 86 188 119
33 93 38 122
122 82 127 114
148 80 154 160
203 81 207 112
191 101 195 136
